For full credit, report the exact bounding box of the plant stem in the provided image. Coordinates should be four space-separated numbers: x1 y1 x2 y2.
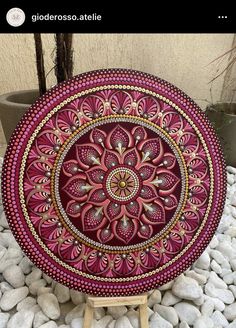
55 33 74 84
34 33 46 96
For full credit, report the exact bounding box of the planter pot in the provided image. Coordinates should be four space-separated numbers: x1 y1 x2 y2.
206 102 236 167
0 90 39 143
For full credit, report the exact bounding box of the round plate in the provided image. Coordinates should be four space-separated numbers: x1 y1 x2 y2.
2 69 226 296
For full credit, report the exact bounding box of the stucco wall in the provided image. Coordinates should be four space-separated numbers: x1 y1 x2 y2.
0 34 234 109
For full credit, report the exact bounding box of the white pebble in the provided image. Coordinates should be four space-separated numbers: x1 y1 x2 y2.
25 268 42 286
172 275 203 300
0 286 29 311
0 212 9 228
179 322 190 328
205 282 234 304
33 310 49 328
229 285 236 298
174 302 201 325
224 302 236 321
39 321 58 328
201 299 214 316
153 304 178 326
194 251 210 270
65 304 85 324
54 283 70 303
161 291 181 306
211 310 229 327
17 296 36 311
70 318 83 328
149 313 173 328
29 279 47 296
107 305 127 319
96 315 113 328
210 260 222 274
227 174 234 185
126 310 139 328
69 289 85 305
37 293 60 320
158 281 174 291
19 257 33 274
115 316 134 328
193 316 214 328
37 287 53 296
94 307 105 320
0 313 10 328
209 235 219 248
185 270 207 284
223 272 236 284
0 281 12 293
208 271 227 289
147 290 161 307
227 166 236 174
7 310 34 328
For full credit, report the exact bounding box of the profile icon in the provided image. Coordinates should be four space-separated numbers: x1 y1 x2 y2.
6 8 25 27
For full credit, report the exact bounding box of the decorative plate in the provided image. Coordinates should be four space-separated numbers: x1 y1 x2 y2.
2 69 226 296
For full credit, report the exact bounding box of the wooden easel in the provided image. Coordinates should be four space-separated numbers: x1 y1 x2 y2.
83 294 149 328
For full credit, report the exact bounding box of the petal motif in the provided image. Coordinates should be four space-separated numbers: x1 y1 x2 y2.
65 200 82 218
163 195 178 210
62 160 80 177
81 95 104 119
110 91 132 114
131 126 147 143
56 109 79 134
101 149 120 169
142 201 165 225
63 175 90 201
137 96 160 120
26 160 52 184
90 128 107 145
125 201 141 218
188 157 208 179
81 205 105 231
105 202 122 221
139 164 156 180
160 112 183 133
155 169 180 196
76 144 102 169
113 254 136 276
113 217 138 244
88 188 107 203
36 131 62 157
162 153 176 169
123 148 140 167
86 167 106 184
138 224 153 239
140 185 157 200
107 125 133 153
86 250 109 274
97 228 114 243
138 138 164 164
188 185 208 206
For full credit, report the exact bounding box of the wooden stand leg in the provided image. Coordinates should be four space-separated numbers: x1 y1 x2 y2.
139 301 149 328
83 294 148 328
83 303 93 328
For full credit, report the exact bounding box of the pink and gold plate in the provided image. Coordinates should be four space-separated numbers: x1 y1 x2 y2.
2 69 226 296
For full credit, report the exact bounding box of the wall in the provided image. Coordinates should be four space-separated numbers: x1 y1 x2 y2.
0 34 234 109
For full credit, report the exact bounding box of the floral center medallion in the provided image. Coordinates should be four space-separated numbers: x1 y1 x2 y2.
54 118 185 249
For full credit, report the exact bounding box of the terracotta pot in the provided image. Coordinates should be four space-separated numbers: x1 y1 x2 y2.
206 102 236 167
0 90 39 143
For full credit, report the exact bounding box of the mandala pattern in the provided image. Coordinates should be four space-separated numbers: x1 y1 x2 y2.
2 69 226 296
59 123 181 246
